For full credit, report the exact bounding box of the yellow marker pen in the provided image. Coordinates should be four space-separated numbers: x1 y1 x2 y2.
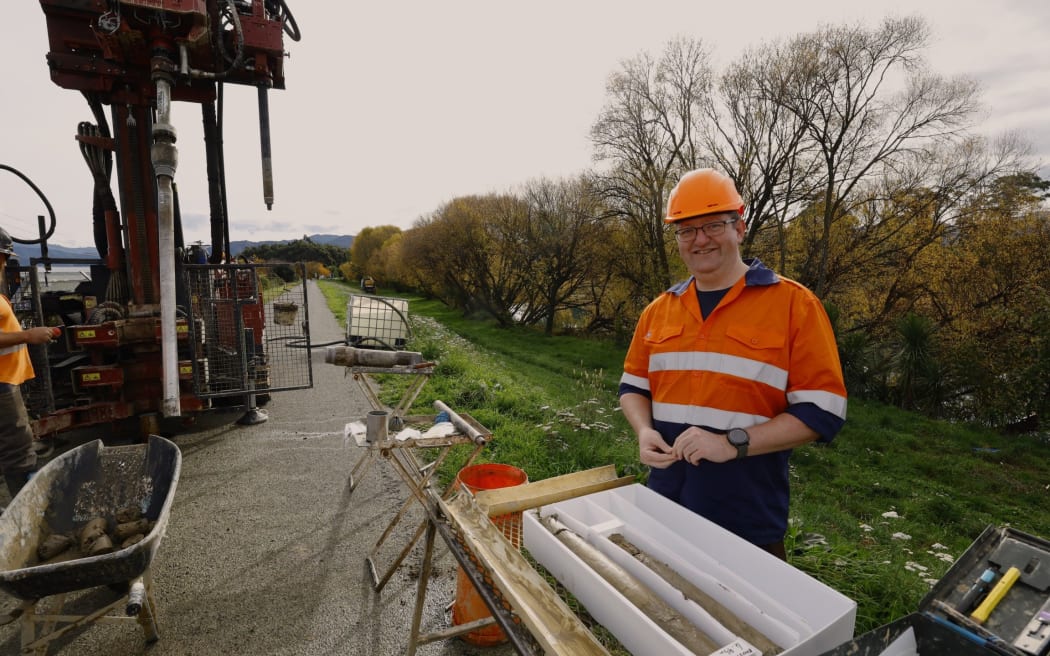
970 566 1021 624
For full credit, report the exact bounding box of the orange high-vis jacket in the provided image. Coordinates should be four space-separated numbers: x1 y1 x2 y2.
620 263 847 436
0 295 34 386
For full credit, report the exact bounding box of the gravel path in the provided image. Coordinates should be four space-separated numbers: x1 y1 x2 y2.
0 280 512 656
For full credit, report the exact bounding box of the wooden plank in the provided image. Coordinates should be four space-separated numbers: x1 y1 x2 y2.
440 495 610 656
473 465 633 517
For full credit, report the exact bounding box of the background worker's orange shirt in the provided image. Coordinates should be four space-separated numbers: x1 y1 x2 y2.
0 295 34 385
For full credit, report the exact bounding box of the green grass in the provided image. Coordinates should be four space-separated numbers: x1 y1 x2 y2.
317 280 1050 635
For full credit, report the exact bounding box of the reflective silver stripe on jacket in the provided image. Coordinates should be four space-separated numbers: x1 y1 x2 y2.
0 343 26 356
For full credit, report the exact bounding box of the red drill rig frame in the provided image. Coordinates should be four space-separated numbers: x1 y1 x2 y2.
4 0 311 441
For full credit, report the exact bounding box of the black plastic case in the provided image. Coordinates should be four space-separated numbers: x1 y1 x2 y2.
823 525 1050 656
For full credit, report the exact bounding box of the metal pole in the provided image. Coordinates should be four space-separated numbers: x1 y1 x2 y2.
151 59 180 418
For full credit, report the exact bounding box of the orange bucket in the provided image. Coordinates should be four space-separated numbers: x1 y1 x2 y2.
451 463 528 646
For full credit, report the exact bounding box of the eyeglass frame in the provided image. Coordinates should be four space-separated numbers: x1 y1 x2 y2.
672 216 741 242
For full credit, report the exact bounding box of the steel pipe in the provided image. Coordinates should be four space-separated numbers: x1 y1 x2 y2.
152 72 180 417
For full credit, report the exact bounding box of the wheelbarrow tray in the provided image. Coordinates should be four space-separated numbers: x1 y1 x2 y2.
0 435 181 600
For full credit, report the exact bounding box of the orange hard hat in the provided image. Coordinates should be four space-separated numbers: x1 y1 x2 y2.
665 168 745 224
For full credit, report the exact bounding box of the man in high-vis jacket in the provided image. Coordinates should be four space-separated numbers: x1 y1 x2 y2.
619 169 847 560
0 227 54 500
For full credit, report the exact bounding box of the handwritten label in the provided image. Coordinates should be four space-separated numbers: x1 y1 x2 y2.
712 639 761 656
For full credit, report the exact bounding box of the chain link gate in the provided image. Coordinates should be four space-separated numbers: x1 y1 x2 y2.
183 262 312 401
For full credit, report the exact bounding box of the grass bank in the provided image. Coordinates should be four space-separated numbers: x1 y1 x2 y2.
318 280 1050 635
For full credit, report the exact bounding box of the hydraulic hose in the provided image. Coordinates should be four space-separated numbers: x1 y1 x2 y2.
0 164 57 243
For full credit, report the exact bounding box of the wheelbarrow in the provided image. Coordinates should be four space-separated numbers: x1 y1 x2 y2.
0 435 181 654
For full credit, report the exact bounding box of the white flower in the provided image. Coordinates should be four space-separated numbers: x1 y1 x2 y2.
892 532 912 541
905 561 928 572
881 511 900 519
859 523 874 532
931 543 948 550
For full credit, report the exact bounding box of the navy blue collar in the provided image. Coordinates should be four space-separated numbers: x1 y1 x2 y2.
667 258 779 296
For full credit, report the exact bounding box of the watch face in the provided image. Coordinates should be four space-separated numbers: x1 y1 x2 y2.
728 429 749 446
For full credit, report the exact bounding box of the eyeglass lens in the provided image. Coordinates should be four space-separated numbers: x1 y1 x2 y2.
675 219 735 241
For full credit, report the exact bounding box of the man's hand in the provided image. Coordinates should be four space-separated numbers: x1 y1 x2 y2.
22 326 56 345
671 426 735 465
638 427 677 469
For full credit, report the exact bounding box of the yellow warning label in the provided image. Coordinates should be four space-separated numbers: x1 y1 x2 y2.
82 373 101 382
77 330 96 339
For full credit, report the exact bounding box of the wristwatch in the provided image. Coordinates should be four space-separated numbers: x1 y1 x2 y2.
726 428 750 459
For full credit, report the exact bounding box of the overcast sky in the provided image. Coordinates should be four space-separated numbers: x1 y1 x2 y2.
2 0 1047 249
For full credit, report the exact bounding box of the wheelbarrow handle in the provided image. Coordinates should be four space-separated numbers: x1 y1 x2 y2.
126 577 146 616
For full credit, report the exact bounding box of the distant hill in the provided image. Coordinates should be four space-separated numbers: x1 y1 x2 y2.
9 243 98 263
229 233 353 256
12 233 354 263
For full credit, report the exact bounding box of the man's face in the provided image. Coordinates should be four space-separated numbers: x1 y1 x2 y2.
674 212 745 280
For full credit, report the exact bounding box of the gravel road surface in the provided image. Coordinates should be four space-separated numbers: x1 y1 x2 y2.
0 280 514 656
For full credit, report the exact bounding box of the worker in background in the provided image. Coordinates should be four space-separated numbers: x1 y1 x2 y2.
618 169 847 560
0 227 54 500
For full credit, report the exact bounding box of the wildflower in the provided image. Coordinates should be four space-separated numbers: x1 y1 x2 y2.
881 511 900 519
859 524 874 532
931 543 948 550
905 562 928 572
892 532 912 541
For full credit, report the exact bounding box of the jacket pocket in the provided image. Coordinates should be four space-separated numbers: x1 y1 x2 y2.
725 324 785 351
643 323 683 345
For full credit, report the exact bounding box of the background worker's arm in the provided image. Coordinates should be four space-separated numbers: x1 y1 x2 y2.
620 391 677 469
0 325 54 349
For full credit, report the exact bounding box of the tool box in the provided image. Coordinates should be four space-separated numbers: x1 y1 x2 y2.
822 525 1050 656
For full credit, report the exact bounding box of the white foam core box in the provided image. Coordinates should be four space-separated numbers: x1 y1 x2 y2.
523 484 856 656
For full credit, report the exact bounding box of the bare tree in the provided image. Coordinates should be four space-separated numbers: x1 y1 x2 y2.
512 176 606 335
705 45 825 269
776 15 981 296
590 37 715 298
835 133 1033 333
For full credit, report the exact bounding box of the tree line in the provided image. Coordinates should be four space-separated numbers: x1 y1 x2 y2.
336 16 1049 432
239 236 342 280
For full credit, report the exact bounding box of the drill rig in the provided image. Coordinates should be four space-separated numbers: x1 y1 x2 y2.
4 0 313 441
